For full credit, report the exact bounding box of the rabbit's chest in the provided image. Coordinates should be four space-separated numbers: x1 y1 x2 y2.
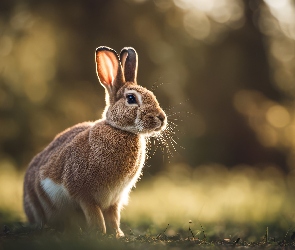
92 136 146 208
90 131 144 176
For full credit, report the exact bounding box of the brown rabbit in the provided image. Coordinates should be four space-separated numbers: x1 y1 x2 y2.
23 46 167 237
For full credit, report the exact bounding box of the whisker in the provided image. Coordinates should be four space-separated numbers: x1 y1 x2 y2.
166 112 182 117
162 133 177 153
146 97 190 162
167 121 179 127
152 82 165 91
170 137 178 146
158 135 174 160
164 98 190 112
151 77 168 92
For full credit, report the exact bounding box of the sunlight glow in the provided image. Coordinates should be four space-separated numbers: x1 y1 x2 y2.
183 11 211 40
264 0 295 40
172 0 244 41
233 90 295 167
266 105 290 128
123 163 291 227
261 0 295 96
2 162 293 227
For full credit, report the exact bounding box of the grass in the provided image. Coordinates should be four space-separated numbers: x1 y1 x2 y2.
1 160 295 249
1 220 295 249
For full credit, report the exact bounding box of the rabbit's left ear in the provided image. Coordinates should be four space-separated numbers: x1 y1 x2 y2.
95 47 124 93
120 47 138 84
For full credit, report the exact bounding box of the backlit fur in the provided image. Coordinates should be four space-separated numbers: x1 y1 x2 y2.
23 47 167 237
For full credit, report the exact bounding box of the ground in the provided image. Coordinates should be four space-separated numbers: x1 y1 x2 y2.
1 216 295 250
1 164 295 249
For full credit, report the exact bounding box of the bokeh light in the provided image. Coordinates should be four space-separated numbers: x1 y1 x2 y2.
261 0 295 96
1 0 295 237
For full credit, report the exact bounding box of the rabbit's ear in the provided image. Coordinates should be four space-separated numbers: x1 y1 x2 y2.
120 47 138 84
95 47 124 96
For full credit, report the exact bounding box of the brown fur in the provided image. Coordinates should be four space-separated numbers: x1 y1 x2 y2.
23 47 166 237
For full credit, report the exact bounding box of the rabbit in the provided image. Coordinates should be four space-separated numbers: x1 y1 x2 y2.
23 46 167 238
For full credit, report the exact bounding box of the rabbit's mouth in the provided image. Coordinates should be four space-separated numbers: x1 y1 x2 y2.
145 115 167 134
145 112 167 133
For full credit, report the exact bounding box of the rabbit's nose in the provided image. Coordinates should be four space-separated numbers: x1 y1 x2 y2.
157 112 166 123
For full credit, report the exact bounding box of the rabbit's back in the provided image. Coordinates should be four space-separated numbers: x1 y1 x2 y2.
25 121 94 181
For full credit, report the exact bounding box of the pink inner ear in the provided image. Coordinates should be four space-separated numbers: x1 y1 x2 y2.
96 51 118 86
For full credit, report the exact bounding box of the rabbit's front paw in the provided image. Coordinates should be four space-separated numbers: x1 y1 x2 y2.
116 228 125 238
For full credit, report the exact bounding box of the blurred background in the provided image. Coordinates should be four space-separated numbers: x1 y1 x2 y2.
1 0 295 240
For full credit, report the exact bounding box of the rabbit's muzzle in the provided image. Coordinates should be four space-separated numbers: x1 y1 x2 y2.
147 110 167 132
156 111 167 131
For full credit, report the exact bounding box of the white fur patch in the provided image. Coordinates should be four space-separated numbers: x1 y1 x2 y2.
41 178 70 206
135 109 144 132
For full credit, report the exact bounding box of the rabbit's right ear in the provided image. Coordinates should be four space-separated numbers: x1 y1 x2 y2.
95 47 124 101
120 47 138 84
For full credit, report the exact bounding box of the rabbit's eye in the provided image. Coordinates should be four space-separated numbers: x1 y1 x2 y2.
126 94 137 105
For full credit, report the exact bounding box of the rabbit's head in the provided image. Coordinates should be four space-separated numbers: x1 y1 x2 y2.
96 47 166 135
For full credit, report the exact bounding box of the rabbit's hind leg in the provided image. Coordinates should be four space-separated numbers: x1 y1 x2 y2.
80 201 106 234
24 186 46 229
